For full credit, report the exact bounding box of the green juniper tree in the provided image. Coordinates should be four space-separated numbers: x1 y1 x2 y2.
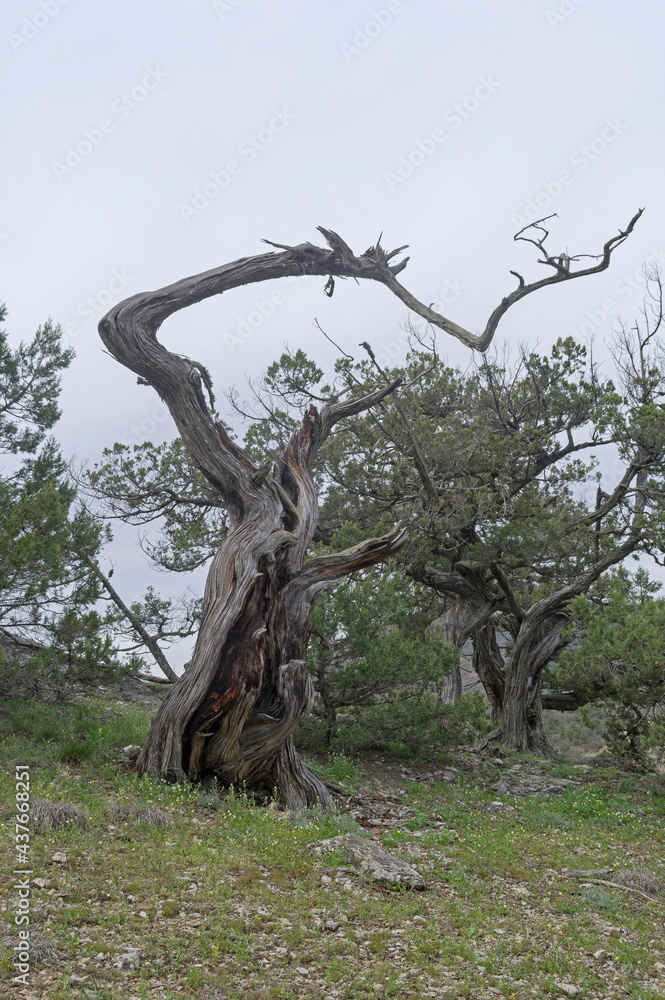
300 562 484 757
557 568 665 769
0 305 113 684
317 269 665 753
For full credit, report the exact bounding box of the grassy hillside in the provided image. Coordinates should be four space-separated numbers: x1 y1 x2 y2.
1 694 664 1000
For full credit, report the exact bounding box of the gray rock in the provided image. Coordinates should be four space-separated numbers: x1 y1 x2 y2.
316 834 426 890
491 779 509 795
113 949 140 971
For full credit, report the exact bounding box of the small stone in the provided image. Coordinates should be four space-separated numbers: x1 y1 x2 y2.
559 985 580 997
51 852 67 863
138 910 148 918
69 974 87 983
33 877 47 888
296 966 309 976
491 780 509 795
325 919 340 931
413 915 427 925
114 950 140 971
655 961 665 974
372 985 385 993
593 948 606 960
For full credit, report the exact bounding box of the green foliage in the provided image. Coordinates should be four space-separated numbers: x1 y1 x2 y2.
87 438 228 572
558 568 665 768
321 336 622 603
0 304 113 679
0 304 73 454
301 692 488 760
264 348 325 402
296 568 488 759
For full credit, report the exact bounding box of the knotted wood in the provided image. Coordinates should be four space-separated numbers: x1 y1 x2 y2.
98 239 409 807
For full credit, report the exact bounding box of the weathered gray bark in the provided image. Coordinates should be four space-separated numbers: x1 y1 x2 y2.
487 518 646 753
430 594 499 702
497 618 566 754
471 620 506 724
97 234 421 808
408 562 501 703
541 690 588 712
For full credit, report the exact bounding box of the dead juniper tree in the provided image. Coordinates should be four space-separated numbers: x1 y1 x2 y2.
98 215 642 804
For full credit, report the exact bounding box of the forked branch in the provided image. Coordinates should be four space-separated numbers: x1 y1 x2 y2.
99 212 642 510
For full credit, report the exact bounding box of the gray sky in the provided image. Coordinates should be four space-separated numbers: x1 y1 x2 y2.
2 0 664 668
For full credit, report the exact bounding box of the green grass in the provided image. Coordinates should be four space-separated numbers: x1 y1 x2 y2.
0 697 664 999
307 751 365 790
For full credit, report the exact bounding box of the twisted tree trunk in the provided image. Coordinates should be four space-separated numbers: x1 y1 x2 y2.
97 235 413 808
497 618 566 754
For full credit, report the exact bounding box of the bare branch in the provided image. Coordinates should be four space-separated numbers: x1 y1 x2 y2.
296 525 408 588
88 559 178 683
375 210 643 352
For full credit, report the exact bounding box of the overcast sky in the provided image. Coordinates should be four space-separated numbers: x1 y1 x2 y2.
2 0 664 669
